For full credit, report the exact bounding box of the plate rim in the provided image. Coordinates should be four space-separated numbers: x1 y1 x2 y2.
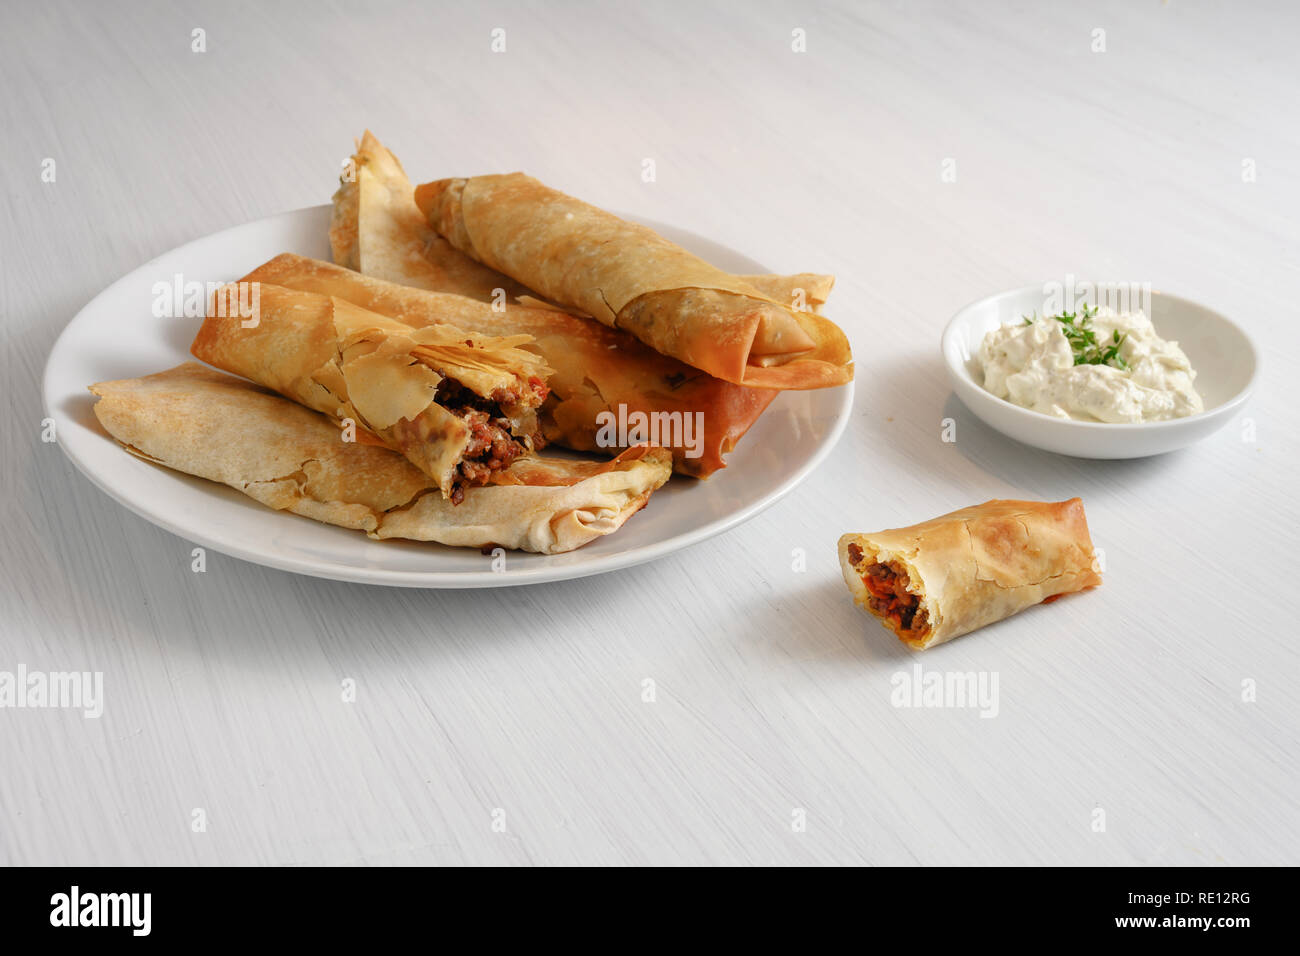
42 204 854 588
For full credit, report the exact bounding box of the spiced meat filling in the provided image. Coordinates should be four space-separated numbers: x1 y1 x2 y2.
436 376 543 504
849 547 929 637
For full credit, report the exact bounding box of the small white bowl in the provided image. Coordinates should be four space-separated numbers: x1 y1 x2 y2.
941 284 1259 459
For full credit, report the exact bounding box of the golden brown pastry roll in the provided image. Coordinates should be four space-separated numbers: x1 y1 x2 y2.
333 132 836 313
330 131 535 303
240 253 777 479
412 172 852 389
191 282 550 501
838 499 1102 649
89 364 671 554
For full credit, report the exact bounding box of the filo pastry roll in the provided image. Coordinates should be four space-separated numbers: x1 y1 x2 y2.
89 364 671 554
837 499 1102 650
330 130 534 303
332 131 837 314
413 172 853 389
241 253 777 479
192 283 549 501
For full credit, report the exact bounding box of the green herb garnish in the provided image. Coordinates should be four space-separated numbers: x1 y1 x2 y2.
1023 304 1129 369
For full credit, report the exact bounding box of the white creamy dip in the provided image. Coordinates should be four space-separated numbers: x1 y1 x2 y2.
978 309 1203 423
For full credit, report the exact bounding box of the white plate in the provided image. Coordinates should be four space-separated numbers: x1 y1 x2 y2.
941 284 1258 459
43 205 852 587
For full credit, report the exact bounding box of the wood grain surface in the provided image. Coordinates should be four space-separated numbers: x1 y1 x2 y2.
1 0 1297 865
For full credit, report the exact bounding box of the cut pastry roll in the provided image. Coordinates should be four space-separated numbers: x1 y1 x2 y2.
88 364 671 554
241 253 777 479
192 282 550 501
837 499 1102 649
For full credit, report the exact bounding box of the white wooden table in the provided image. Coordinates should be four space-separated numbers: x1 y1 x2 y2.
3 0 1297 866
